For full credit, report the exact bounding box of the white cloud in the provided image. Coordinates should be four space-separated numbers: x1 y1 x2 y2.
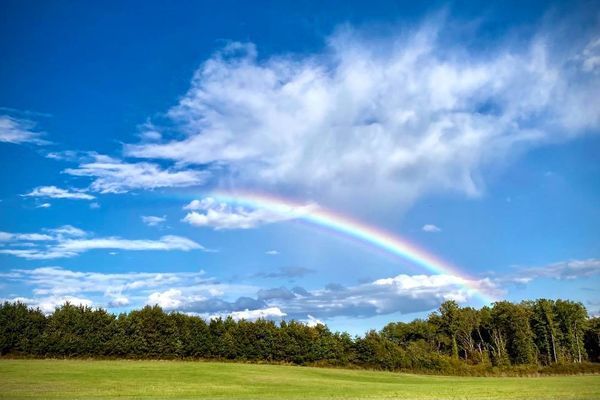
63 154 209 193
24 186 95 200
147 289 183 309
89 202 101 209
422 224 441 233
36 203 51 208
265 250 279 255
124 25 600 206
141 215 167 226
0 115 48 145
228 307 286 321
182 197 317 229
305 314 324 327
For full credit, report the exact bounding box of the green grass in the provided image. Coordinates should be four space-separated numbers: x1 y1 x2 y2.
0 360 599 399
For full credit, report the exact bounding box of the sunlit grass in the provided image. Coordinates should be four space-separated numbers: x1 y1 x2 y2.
1 359 599 399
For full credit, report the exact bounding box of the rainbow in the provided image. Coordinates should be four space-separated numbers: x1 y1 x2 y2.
194 190 495 303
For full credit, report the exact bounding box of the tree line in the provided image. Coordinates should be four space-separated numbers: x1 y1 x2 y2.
1 299 599 374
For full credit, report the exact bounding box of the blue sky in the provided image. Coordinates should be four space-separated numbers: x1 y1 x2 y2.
0 0 599 334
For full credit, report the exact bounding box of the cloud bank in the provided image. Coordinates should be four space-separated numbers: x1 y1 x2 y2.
3 258 595 320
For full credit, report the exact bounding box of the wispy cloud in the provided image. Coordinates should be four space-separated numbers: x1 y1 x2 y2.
24 186 95 200
63 154 209 193
141 215 167 226
0 115 48 145
46 225 87 238
0 231 54 241
0 226 206 259
507 258 600 284
252 266 314 279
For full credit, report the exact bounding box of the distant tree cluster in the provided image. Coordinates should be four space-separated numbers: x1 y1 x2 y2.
1 299 599 374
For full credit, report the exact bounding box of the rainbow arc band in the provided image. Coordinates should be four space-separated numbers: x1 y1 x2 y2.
205 190 496 304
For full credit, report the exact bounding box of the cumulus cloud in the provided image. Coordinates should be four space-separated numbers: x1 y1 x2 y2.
124 24 600 206
63 154 209 193
180 273 496 320
24 186 95 200
141 215 167 226
422 224 441 233
0 226 205 259
107 296 130 308
0 115 48 145
262 274 496 319
147 288 183 309
305 315 324 327
182 197 317 229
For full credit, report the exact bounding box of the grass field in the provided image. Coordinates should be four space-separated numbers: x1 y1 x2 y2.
0 360 599 399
